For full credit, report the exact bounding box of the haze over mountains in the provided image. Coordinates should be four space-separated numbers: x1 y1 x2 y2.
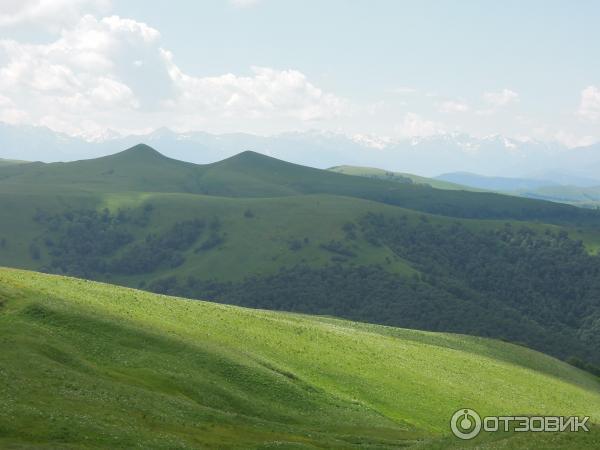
436 172 561 191
2 122 600 184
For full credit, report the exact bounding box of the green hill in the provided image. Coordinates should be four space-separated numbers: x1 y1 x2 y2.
328 165 477 191
518 184 600 208
0 145 199 193
0 144 595 222
1 267 598 449
0 158 27 166
329 165 600 210
2 145 600 371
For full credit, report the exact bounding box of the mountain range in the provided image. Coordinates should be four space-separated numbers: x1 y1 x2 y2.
2 122 600 183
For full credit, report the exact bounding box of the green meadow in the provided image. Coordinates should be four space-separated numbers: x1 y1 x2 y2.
0 267 598 448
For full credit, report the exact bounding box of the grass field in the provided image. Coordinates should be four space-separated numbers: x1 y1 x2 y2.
0 267 598 448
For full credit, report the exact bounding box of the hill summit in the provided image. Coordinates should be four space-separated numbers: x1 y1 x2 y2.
0 144 597 222
108 143 169 162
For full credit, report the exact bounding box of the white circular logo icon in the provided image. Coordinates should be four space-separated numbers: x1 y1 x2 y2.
450 408 482 440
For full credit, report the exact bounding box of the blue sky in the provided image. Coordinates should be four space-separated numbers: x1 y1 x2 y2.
0 0 598 146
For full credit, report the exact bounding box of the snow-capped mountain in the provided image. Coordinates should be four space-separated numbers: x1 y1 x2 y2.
1 122 599 184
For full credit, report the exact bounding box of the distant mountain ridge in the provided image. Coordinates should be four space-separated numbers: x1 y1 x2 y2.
2 122 600 184
436 172 559 191
435 171 600 207
329 165 478 191
329 165 600 208
1 144 591 222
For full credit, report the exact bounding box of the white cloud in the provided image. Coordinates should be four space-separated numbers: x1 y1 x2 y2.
162 51 346 121
0 0 110 29
554 130 597 149
438 100 469 113
395 112 444 138
391 87 416 95
0 13 347 138
579 85 600 121
0 94 28 124
483 88 519 107
365 100 385 116
229 0 261 8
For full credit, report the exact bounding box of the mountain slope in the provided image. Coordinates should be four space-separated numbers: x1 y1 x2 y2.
2 145 600 369
329 165 477 191
193 151 599 222
0 158 27 166
1 268 598 449
436 172 558 191
517 184 600 207
0 144 201 193
436 171 600 207
0 144 596 223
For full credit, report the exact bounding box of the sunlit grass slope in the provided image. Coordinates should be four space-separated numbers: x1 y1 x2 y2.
0 268 598 448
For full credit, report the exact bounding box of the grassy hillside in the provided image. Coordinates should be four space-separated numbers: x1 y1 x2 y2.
1 268 598 449
0 158 27 166
518 184 600 208
0 144 595 222
0 145 199 193
331 166 600 210
329 165 477 191
2 145 600 370
0 191 415 281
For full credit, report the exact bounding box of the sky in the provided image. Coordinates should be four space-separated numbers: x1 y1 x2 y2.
0 0 599 147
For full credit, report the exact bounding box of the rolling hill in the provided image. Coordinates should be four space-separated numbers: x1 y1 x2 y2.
0 144 595 222
516 184 600 208
1 144 600 372
1 268 598 449
329 165 476 191
434 172 600 208
334 166 600 209
0 158 27 167
435 172 558 192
